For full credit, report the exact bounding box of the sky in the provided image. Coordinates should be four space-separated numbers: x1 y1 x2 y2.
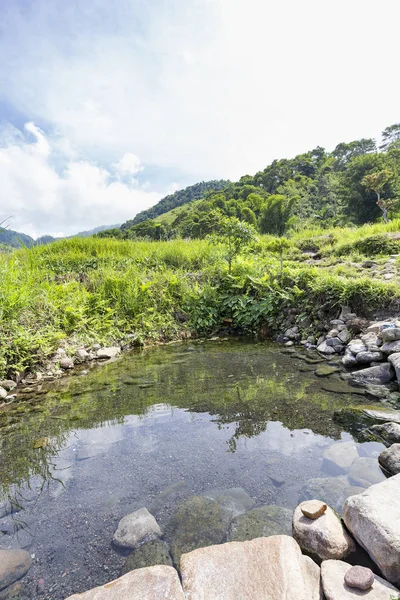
0 0 399 238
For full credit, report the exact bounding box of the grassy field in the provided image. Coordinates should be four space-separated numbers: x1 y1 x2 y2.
1 220 400 379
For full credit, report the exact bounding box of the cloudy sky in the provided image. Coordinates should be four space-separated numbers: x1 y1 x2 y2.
0 0 399 238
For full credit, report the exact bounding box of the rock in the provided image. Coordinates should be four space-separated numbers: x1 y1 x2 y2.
337 329 351 344
65 566 185 599
322 442 359 476
121 540 172 575
0 381 16 392
113 508 162 550
364 384 391 400
379 444 400 476
301 500 327 519
348 457 386 488
75 348 90 363
203 487 255 518
326 337 343 348
343 313 358 322
285 327 299 339
0 581 25 599
381 328 400 342
299 476 365 515
0 549 32 591
317 341 336 355
347 318 369 334
331 319 345 326
165 496 231 566
343 473 400 585
96 347 121 360
362 332 382 346
368 422 400 445
321 559 399 599
284 340 294 346
362 409 400 424
356 351 383 364
388 352 400 386
351 363 394 384
381 340 400 354
228 504 292 542
60 357 74 369
367 321 391 335
347 341 367 355
315 365 340 377
293 502 355 562
342 353 357 367
180 535 322 600
327 329 339 338
362 260 378 268
0 387 7 400
344 565 375 590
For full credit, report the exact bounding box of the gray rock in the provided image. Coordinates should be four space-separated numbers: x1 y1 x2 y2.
361 332 382 347
351 363 394 384
348 457 386 488
0 387 8 400
203 487 255 518
364 384 391 400
381 340 400 354
342 353 357 367
347 342 367 355
322 442 359 476
343 473 400 585
355 351 383 364
327 329 339 338
228 504 292 542
368 422 400 445
299 476 365 515
65 566 185 600
362 409 400 424
0 549 32 591
317 341 336 355
379 444 400 476
60 357 74 369
113 508 162 549
380 328 400 342
388 352 400 387
75 348 90 363
96 347 121 360
326 337 343 347
321 559 399 599
0 381 16 392
0 581 25 599
121 540 172 575
331 319 345 326
337 329 351 344
367 321 390 334
293 502 355 562
165 496 231 566
344 565 374 590
362 260 378 268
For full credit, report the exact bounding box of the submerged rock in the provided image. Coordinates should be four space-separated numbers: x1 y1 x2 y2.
113 508 162 550
379 444 400 476
0 549 32 591
321 559 399 599
322 441 359 476
293 502 355 563
180 535 321 600
121 540 172 575
299 476 365 514
348 457 386 488
165 496 231 566
203 487 255 518
228 504 292 542
343 473 400 585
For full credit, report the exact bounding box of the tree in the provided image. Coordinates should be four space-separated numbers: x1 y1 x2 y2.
380 123 400 150
264 237 291 279
218 217 257 273
361 170 394 223
259 195 293 236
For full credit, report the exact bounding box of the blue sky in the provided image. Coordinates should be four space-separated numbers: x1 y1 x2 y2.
1 0 399 237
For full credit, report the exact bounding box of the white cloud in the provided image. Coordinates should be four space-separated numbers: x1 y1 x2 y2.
115 153 143 177
0 125 163 238
0 0 400 235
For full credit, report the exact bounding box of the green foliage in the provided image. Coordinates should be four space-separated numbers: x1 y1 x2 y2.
218 217 258 273
336 234 400 257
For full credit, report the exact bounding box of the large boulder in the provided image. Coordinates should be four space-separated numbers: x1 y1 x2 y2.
0 550 32 591
180 535 322 600
65 566 185 599
322 442 359 476
321 559 399 599
228 505 292 542
379 444 400 476
121 540 172 575
293 502 355 563
351 363 394 384
380 327 400 342
113 508 162 549
343 474 400 585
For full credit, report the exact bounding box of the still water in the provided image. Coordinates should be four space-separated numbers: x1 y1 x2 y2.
0 340 385 598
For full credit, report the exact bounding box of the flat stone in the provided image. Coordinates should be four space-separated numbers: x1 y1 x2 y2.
344 565 374 590
368 422 400 445
315 365 340 377
299 476 365 515
165 496 231 566
96 347 121 360
347 342 367 355
338 329 351 344
321 559 399 599
180 535 321 600
351 363 394 384
65 566 185 599
362 409 400 424
322 442 359 476
301 500 327 519
356 351 383 364
381 340 400 354
113 508 162 549
343 473 400 585
317 342 336 355
293 502 355 562
228 504 292 542
348 457 386 488
0 549 32 591
121 540 172 575
379 443 400 475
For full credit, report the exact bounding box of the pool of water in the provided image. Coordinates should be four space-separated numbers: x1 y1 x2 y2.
0 340 386 598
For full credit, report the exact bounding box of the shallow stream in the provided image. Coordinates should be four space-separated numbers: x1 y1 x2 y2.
0 340 386 598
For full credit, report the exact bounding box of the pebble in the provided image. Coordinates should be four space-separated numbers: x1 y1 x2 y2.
344 565 374 590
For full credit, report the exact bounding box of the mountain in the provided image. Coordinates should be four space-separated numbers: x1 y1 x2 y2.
121 180 230 230
0 224 120 249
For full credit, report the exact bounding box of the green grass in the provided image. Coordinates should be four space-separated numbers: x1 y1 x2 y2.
1 220 400 379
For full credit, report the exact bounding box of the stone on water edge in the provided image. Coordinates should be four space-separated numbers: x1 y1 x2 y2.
379 443 400 476
351 363 393 384
113 508 162 550
65 566 185 600
368 422 400 446
180 535 321 600
121 540 172 575
228 504 292 542
300 500 327 519
343 473 400 585
96 347 121 360
293 502 355 563
321 559 399 600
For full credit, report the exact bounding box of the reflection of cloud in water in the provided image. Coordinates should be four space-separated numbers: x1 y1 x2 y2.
73 424 124 461
236 421 334 456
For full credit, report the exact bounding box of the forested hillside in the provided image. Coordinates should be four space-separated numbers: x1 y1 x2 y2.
99 124 400 241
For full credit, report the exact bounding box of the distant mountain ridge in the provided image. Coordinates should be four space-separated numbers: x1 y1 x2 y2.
0 224 120 249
